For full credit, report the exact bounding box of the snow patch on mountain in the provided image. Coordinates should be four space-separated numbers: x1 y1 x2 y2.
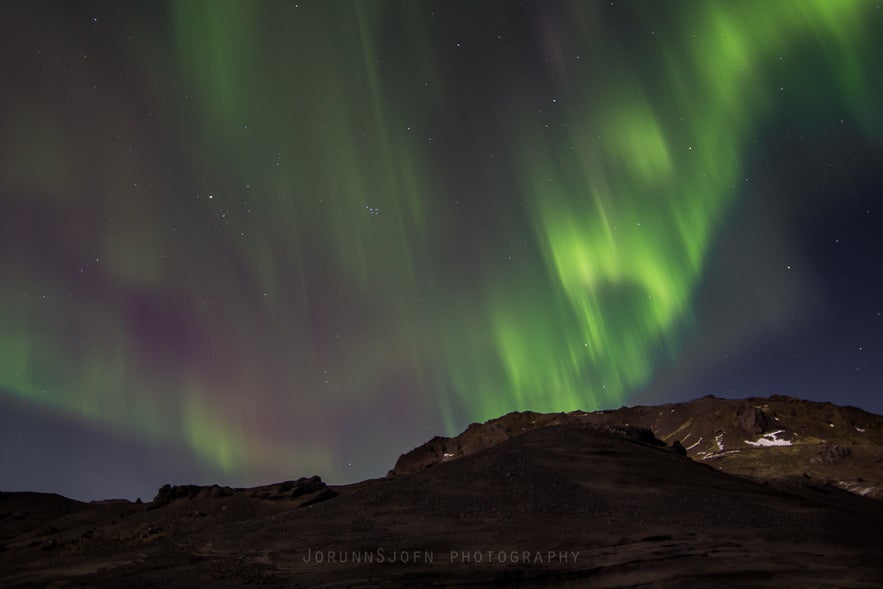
745 430 792 447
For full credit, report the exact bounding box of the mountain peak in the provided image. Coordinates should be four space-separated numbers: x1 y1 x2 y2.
391 395 883 499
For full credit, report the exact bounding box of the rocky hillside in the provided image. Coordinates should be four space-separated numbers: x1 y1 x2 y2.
390 395 883 499
3 420 883 587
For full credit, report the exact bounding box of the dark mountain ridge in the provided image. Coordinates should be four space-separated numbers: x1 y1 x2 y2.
391 395 883 499
2 395 882 587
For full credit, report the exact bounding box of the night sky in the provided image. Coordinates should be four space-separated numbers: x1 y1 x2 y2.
1 1 881 501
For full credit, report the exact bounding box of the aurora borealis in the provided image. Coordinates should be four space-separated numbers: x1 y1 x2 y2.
1 1 882 500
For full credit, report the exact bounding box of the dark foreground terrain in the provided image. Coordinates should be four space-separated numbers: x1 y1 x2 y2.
2 397 882 587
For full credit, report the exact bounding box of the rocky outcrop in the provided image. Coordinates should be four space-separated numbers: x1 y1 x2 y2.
152 484 234 506
152 476 336 508
810 444 852 465
734 403 770 435
672 440 687 456
247 476 337 505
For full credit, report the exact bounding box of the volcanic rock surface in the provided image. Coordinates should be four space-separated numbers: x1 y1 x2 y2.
1 396 882 588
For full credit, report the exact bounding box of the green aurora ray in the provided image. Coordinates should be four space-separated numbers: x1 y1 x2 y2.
0 0 880 484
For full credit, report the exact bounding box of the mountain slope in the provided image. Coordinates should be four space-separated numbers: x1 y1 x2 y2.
2 412 883 587
390 395 883 499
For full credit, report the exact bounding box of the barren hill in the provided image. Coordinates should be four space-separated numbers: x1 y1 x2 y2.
391 395 883 499
2 396 882 587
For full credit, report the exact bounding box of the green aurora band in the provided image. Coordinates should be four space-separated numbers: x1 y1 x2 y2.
0 0 880 483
